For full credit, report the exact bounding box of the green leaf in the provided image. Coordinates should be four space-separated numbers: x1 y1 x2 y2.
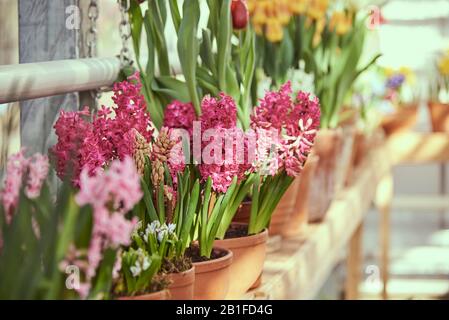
177 0 201 115
157 182 166 223
153 76 190 102
217 0 232 90
200 29 217 77
169 0 181 32
140 178 159 222
129 1 143 61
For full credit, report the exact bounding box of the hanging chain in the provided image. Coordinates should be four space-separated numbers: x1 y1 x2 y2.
118 0 132 69
86 0 99 58
85 0 102 106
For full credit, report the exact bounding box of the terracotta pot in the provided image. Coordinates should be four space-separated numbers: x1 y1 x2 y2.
192 247 233 300
428 101 449 132
282 155 319 238
308 129 342 223
167 266 195 300
345 130 367 186
381 104 418 136
334 126 355 193
214 223 268 299
353 131 367 168
233 200 251 224
118 289 168 300
268 176 302 236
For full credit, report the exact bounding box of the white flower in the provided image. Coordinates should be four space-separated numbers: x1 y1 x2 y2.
167 223 176 234
142 256 151 271
130 264 142 277
148 220 161 234
157 229 168 243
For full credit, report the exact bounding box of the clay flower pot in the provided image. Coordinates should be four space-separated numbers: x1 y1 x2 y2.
282 155 319 237
308 129 342 223
214 223 268 299
232 201 251 224
232 177 301 236
191 247 233 300
118 289 169 300
167 266 195 300
381 104 418 136
428 101 449 132
268 176 302 236
345 130 367 186
335 125 356 193
352 130 367 168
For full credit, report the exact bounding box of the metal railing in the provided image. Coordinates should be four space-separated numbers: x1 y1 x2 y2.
0 57 120 104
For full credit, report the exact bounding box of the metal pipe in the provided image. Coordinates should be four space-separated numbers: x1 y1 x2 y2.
0 57 120 104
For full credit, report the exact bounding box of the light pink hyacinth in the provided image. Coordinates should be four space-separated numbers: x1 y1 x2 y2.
0 149 49 223
250 82 321 177
74 157 141 298
25 153 50 199
198 94 249 193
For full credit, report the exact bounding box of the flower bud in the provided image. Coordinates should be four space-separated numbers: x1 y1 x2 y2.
231 0 249 30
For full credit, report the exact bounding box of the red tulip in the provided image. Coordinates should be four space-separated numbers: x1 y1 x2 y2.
231 0 249 30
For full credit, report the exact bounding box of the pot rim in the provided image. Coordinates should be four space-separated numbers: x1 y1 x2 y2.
192 247 233 273
215 223 268 248
428 101 449 107
167 265 195 288
117 289 168 300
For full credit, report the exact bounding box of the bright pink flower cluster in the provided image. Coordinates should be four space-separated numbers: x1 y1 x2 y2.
51 72 153 185
200 93 238 130
74 156 141 298
251 81 321 177
0 149 49 223
163 100 196 135
199 94 249 193
251 82 293 130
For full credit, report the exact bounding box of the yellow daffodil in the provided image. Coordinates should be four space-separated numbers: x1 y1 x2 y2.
313 17 326 47
252 5 268 25
384 67 394 77
439 56 449 76
289 0 310 15
399 66 416 84
307 0 328 21
266 18 284 43
276 3 292 25
247 0 256 14
329 11 352 36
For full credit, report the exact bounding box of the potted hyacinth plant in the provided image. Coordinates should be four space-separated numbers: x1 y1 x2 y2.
428 49 449 132
212 82 320 296
131 127 200 300
51 73 203 300
0 150 141 300
379 66 420 136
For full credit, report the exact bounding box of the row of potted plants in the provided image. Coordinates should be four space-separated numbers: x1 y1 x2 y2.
3 0 441 300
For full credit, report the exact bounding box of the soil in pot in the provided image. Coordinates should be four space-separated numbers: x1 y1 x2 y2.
114 274 169 300
282 155 319 238
186 246 233 300
162 258 195 300
214 223 268 299
428 101 449 132
381 104 418 136
308 129 342 223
